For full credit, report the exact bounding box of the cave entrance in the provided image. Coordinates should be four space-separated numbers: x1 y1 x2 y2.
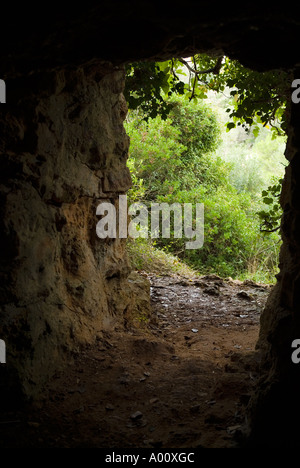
1 7 299 447
124 54 287 285
121 55 289 446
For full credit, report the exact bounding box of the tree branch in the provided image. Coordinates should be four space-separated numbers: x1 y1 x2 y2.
179 56 223 76
260 225 281 233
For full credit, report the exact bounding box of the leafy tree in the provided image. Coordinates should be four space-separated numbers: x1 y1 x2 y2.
124 55 288 280
125 113 187 200
125 61 185 120
125 96 224 200
167 97 221 158
125 55 290 136
125 96 281 280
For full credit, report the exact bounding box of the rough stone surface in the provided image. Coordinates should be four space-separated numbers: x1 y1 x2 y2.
248 92 300 447
0 63 150 396
1 5 300 76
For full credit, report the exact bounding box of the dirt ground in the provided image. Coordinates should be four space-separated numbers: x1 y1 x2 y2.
0 273 271 448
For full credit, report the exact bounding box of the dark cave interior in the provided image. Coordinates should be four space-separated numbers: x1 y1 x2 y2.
1 3 300 447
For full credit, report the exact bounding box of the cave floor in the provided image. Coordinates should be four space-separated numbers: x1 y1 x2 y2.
0 273 271 448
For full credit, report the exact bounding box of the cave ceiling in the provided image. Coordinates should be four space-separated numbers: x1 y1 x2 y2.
1 3 300 77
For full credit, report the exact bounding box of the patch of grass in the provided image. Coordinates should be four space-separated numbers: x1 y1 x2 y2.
127 238 198 278
127 238 277 285
238 267 278 285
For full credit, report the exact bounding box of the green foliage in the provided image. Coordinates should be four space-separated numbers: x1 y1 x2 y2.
207 89 286 237
126 157 146 203
127 237 198 277
124 55 288 282
257 178 283 232
125 96 223 200
155 186 254 278
125 113 187 199
125 54 290 138
125 95 283 282
208 57 289 136
167 97 221 158
124 61 185 120
187 188 255 275
212 111 287 196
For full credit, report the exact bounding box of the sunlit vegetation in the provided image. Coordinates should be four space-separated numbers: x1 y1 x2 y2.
124 56 288 283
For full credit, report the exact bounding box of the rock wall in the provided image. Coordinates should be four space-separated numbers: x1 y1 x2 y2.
0 63 150 398
248 82 300 446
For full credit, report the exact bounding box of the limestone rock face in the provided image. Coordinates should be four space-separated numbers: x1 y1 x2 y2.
0 63 150 396
248 96 300 447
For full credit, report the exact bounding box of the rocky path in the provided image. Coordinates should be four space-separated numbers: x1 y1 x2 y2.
149 274 268 331
0 273 271 448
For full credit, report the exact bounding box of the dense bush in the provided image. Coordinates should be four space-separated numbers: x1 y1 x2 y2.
125 95 283 282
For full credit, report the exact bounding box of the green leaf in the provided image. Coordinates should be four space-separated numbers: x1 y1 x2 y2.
226 122 236 131
263 197 273 205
